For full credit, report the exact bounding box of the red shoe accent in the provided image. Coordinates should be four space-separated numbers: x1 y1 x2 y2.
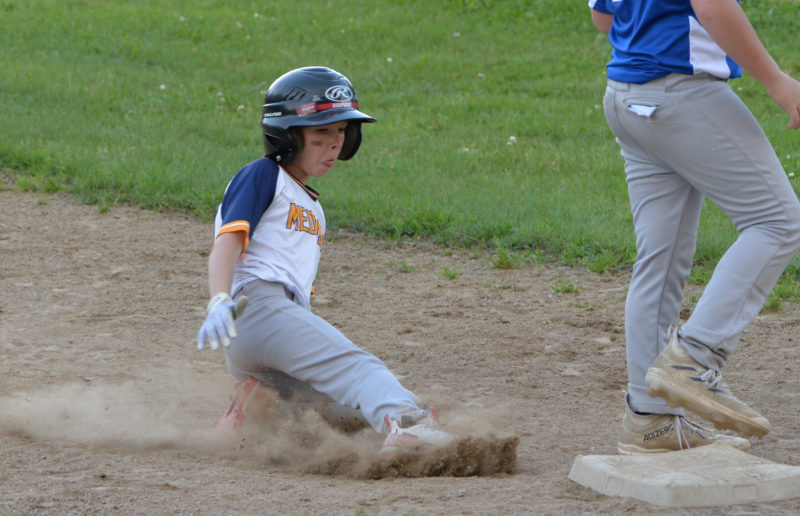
213 376 259 432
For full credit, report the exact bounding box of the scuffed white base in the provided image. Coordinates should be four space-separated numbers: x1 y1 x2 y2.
569 445 800 508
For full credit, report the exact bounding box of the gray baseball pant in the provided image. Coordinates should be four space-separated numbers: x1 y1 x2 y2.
224 280 421 432
603 73 800 415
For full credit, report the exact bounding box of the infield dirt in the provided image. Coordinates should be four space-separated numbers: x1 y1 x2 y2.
2 183 800 514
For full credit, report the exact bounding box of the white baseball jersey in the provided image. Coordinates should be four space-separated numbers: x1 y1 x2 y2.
214 157 325 310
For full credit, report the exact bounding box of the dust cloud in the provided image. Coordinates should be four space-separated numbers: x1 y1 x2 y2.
0 380 518 478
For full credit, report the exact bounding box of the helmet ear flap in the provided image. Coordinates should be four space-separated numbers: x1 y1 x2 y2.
338 122 363 161
289 127 304 157
264 131 298 163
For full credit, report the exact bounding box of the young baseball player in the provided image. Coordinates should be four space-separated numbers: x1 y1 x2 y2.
196 66 454 455
589 0 800 454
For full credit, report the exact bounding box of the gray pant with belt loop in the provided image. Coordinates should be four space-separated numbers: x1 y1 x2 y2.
603 73 800 415
224 280 421 432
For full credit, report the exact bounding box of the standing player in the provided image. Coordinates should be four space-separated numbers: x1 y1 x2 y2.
589 0 800 453
196 66 454 455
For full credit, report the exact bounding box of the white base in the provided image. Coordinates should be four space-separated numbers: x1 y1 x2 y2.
568 444 800 508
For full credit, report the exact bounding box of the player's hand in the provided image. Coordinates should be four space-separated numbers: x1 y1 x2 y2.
197 293 248 350
764 71 800 130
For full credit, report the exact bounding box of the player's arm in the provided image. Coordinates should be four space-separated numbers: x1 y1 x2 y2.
208 231 244 297
591 10 613 33
197 231 247 351
692 0 800 129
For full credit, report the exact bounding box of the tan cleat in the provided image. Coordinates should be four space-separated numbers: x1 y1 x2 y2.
645 326 770 439
618 395 751 454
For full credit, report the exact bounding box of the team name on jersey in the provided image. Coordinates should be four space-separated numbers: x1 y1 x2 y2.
286 202 324 246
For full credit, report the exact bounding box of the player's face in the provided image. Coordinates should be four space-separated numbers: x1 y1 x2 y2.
285 121 348 183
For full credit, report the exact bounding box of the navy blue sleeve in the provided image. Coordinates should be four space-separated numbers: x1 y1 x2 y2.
219 158 279 239
589 0 612 14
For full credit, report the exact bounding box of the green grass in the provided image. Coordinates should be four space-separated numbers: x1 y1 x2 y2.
490 246 524 270
3 0 800 280
389 260 417 273
552 279 579 294
441 266 459 281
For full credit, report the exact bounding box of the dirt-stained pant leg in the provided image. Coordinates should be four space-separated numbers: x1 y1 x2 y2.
224 280 420 432
604 73 800 415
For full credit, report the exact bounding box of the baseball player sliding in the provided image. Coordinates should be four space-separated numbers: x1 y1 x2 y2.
196 66 454 455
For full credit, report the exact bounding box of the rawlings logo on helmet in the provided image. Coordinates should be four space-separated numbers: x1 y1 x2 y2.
325 85 354 102
297 102 317 115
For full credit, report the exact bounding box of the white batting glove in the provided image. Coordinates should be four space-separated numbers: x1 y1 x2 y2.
197 293 248 351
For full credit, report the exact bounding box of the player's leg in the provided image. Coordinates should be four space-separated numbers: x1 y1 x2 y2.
656 76 800 369
603 77 702 416
225 364 370 432
635 74 800 436
226 280 425 433
624 163 702 416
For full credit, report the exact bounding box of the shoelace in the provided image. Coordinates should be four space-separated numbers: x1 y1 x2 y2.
672 415 715 450
698 368 745 403
672 325 735 397
698 368 723 389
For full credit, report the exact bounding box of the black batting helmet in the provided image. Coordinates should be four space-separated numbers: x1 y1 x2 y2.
261 66 376 164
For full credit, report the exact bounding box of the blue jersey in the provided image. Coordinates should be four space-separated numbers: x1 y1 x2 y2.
589 0 742 84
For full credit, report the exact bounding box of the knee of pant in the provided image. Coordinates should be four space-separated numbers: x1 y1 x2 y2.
782 212 800 252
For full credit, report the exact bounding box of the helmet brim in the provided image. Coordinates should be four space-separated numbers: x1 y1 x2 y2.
281 109 376 129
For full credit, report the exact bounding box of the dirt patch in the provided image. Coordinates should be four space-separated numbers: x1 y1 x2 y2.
2 184 800 514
